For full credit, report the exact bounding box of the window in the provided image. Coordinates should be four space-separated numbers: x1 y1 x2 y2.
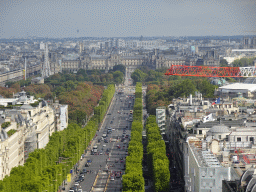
250 137 254 142
199 130 202 135
237 137 241 142
218 135 221 139
194 130 197 134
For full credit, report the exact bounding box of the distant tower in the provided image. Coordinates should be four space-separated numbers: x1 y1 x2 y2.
42 43 51 78
79 42 84 53
24 57 27 80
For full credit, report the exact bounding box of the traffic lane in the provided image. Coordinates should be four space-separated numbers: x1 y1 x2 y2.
74 93 131 191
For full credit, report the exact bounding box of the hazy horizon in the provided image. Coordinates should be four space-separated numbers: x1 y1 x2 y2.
0 0 256 39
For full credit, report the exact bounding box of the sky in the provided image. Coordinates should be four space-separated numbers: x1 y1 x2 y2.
0 0 256 38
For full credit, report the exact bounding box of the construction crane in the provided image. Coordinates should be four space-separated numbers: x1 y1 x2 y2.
165 65 256 77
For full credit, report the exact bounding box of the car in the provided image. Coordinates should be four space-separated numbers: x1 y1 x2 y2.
120 157 123 160
116 173 121 178
87 159 92 163
104 139 108 143
80 173 84 178
74 182 79 186
106 148 110 152
107 113 111 115
110 176 115 181
78 176 84 182
115 159 118 163
83 168 87 174
110 121 113 124
121 138 125 142
98 139 101 142
99 150 103 155
103 144 106 147
85 163 89 167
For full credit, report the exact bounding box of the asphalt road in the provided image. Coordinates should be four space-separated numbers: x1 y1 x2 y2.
68 86 135 192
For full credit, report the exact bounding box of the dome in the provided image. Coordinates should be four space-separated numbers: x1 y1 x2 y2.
208 124 230 133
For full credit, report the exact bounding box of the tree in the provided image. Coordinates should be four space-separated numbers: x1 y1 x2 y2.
220 59 228 67
131 69 147 84
112 64 126 74
63 80 77 92
173 79 196 97
113 71 124 84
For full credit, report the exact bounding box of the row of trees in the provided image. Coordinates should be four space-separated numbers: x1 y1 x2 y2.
145 116 170 192
122 82 145 192
232 57 256 67
0 85 115 192
94 84 115 124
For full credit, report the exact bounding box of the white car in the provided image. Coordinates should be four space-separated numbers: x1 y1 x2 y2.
74 182 79 186
103 144 106 147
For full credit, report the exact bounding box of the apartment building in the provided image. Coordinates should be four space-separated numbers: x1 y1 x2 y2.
0 92 68 180
156 106 166 131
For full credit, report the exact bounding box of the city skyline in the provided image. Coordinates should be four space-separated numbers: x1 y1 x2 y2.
0 0 256 39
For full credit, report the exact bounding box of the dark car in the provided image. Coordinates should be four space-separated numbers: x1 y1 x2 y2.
121 138 125 142
104 139 108 143
106 148 110 152
83 168 87 174
85 163 89 167
116 173 121 178
98 139 101 142
87 159 92 163
110 121 113 124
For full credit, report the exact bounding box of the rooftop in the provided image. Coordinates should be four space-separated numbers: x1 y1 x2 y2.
219 83 256 92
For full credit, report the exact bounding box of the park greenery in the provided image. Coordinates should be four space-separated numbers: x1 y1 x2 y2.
122 82 145 192
232 57 256 67
7 129 17 137
0 84 115 192
130 66 218 115
1 122 11 128
146 78 217 115
145 115 170 192
0 65 126 125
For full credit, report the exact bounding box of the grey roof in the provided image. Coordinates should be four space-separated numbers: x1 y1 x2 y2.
196 119 245 129
20 104 34 110
208 124 230 133
0 129 8 141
